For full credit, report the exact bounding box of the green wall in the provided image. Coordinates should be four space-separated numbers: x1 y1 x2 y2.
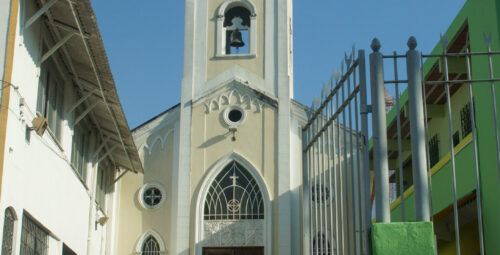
388 0 500 254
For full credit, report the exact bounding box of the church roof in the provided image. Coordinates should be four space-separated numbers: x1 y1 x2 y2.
37 0 143 173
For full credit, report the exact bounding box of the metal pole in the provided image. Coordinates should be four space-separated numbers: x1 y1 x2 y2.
441 36 461 255
359 49 372 255
370 38 391 223
308 126 314 255
329 97 339 255
342 74 353 254
393 51 406 222
325 97 335 255
336 84 346 255
303 127 312 255
406 37 430 221
318 110 325 255
485 40 500 186
466 49 485 255
346 59 359 254
312 118 319 254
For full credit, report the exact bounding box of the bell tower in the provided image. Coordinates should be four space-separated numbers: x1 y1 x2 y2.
172 0 295 254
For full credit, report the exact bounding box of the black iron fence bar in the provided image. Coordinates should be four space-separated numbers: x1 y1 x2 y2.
330 98 340 255
304 59 360 131
325 97 335 255
353 54 364 255
426 78 500 85
423 51 500 57
304 86 361 152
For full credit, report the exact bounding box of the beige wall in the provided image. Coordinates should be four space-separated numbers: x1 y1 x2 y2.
117 122 176 255
206 0 265 81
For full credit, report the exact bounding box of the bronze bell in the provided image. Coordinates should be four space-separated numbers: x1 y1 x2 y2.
230 29 245 48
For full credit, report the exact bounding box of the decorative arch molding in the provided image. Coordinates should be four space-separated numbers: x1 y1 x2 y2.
216 0 257 57
135 229 167 254
138 128 174 156
194 151 272 255
203 86 265 114
218 0 256 17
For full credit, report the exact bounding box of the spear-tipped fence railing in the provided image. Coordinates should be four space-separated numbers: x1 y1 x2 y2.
303 34 498 255
302 48 371 255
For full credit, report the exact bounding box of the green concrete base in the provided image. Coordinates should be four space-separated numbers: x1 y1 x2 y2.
372 222 435 255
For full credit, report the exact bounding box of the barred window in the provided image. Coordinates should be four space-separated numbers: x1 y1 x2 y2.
20 214 48 255
204 161 264 220
1 208 16 255
141 235 160 255
428 135 440 167
461 102 473 138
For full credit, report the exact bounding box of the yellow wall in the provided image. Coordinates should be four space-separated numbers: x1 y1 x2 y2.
206 0 265 81
437 220 480 255
117 123 176 255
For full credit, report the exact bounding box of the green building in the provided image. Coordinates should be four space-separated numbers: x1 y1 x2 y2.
385 0 500 254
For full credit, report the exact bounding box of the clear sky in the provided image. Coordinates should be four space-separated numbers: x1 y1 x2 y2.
89 0 467 129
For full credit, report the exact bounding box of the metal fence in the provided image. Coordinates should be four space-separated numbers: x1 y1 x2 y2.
303 33 500 255
302 49 371 255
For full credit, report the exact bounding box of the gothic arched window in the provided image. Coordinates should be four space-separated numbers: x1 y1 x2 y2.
141 235 160 255
1 208 16 255
204 161 264 220
216 0 257 57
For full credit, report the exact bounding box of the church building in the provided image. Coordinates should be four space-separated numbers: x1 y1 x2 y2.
115 0 309 254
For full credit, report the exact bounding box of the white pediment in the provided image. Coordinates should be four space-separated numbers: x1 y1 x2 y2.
194 65 273 102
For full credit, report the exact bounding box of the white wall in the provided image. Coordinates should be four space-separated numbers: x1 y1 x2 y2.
0 1 116 254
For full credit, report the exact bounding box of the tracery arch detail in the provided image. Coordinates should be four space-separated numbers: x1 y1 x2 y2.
204 161 264 220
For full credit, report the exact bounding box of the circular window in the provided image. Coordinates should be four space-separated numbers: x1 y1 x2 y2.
139 182 166 210
223 105 246 126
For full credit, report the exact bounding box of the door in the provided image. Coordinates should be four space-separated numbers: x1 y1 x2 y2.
202 247 264 255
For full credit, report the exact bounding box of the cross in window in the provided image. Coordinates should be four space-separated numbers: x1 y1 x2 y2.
230 174 239 186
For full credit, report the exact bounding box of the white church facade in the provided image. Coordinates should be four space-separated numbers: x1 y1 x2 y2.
116 0 310 254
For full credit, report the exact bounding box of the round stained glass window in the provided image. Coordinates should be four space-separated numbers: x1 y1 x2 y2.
139 182 166 209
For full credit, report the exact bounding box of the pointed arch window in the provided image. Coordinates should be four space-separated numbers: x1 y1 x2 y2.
216 0 257 57
141 235 160 255
1 208 16 255
204 161 264 220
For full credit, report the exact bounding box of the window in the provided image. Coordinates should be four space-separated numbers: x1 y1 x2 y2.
313 233 331 255
71 125 90 181
20 214 48 255
37 58 64 141
223 105 246 127
429 135 440 167
1 208 16 255
141 235 160 255
461 102 473 138
204 161 264 220
96 161 112 210
216 0 256 56
139 182 166 210
311 184 331 205
453 131 460 147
